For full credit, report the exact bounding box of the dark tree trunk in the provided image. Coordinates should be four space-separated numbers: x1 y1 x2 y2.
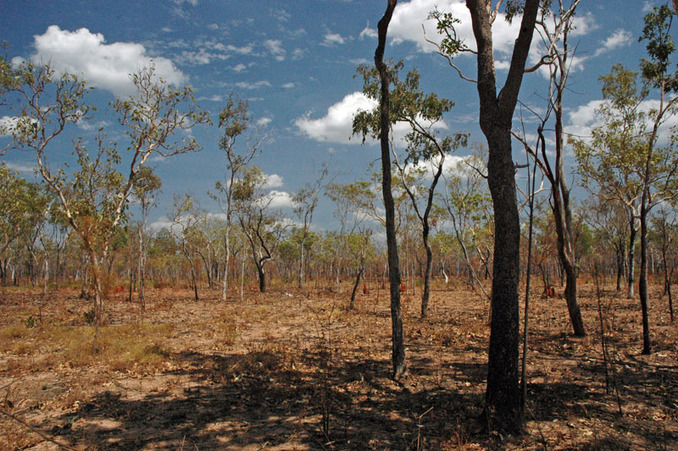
421 226 433 318
257 262 267 293
616 246 625 291
190 265 199 301
349 264 364 310
639 204 652 354
375 0 406 380
549 99 586 336
628 217 637 298
466 0 540 435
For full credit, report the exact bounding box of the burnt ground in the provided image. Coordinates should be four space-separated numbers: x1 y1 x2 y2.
0 279 676 450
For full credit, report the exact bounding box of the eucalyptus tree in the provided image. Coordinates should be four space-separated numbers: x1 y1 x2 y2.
354 60 467 317
132 165 162 310
326 181 376 308
232 166 286 293
433 0 541 433
0 164 50 285
573 59 678 355
168 194 204 301
441 152 493 299
511 0 586 336
1 60 209 350
651 206 677 322
292 166 328 289
368 0 406 380
583 195 630 291
210 94 262 301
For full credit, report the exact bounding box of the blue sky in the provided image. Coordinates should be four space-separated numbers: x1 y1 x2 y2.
0 0 667 232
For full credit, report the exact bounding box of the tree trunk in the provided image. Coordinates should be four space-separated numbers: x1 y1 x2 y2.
376 0 406 381
420 224 432 318
628 217 637 298
222 214 231 302
190 264 199 301
639 205 652 354
138 223 146 311
257 261 267 293
616 246 625 291
298 236 305 289
484 127 523 435
349 264 364 310
550 102 586 336
466 0 540 435
668 279 675 322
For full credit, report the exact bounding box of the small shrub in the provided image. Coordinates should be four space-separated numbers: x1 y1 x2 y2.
83 308 96 325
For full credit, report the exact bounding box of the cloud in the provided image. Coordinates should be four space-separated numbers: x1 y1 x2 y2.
569 12 597 37
265 190 294 209
359 27 378 40
323 33 346 46
232 63 248 72
295 92 377 144
264 39 286 61
295 91 448 146
274 8 291 23
226 43 254 55
566 98 678 146
257 117 273 127
408 154 467 180
0 115 38 136
291 48 305 60
198 94 223 102
388 0 521 55
594 29 633 57
4 161 36 173
235 80 272 90
281 82 295 89
264 173 284 188
177 48 230 65
29 26 187 97
565 100 605 141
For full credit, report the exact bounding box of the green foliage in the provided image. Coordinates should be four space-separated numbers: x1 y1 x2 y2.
218 93 249 155
639 4 678 92
353 60 466 164
428 9 470 57
573 65 652 198
0 163 51 257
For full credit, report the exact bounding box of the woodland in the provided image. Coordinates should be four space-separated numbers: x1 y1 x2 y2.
0 0 677 449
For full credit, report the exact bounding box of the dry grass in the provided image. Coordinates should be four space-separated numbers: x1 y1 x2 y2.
0 282 675 450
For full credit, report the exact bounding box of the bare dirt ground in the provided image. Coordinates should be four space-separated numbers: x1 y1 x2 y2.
0 279 676 450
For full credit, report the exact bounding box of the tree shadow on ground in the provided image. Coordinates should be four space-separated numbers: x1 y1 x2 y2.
55 346 486 450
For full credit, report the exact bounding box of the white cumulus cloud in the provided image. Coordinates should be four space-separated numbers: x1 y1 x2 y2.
389 0 520 56
264 39 286 61
323 33 346 46
264 173 283 188
295 92 377 144
265 190 294 209
594 29 633 57
29 26 187 97
295 91 448 146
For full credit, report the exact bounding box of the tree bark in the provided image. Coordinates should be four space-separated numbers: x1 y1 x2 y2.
552 88 586 336
639 205 651 354
349 264 364 310
466 0 540 434
421 224 433 317
628 216 637 298
376 0 406 380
